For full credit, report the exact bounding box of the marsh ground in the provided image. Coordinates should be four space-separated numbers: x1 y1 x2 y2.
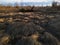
0 6 60 45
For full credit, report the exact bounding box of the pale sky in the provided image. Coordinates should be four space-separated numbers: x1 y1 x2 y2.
55 0 60 2
0 0 60 6
0 0 60 3
0 0 54 2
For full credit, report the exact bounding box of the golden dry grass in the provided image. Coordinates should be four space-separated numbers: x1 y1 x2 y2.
0 35 10 45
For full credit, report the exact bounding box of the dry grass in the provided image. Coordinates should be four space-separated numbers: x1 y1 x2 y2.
0 35 10 45
0 6 60 45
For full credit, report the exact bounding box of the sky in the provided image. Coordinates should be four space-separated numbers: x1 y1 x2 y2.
0 0 54 3
0 0 60 2
0 0 60 6
55 0 60 2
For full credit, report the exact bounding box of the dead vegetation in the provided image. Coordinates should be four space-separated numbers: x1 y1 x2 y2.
0 6 60 45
